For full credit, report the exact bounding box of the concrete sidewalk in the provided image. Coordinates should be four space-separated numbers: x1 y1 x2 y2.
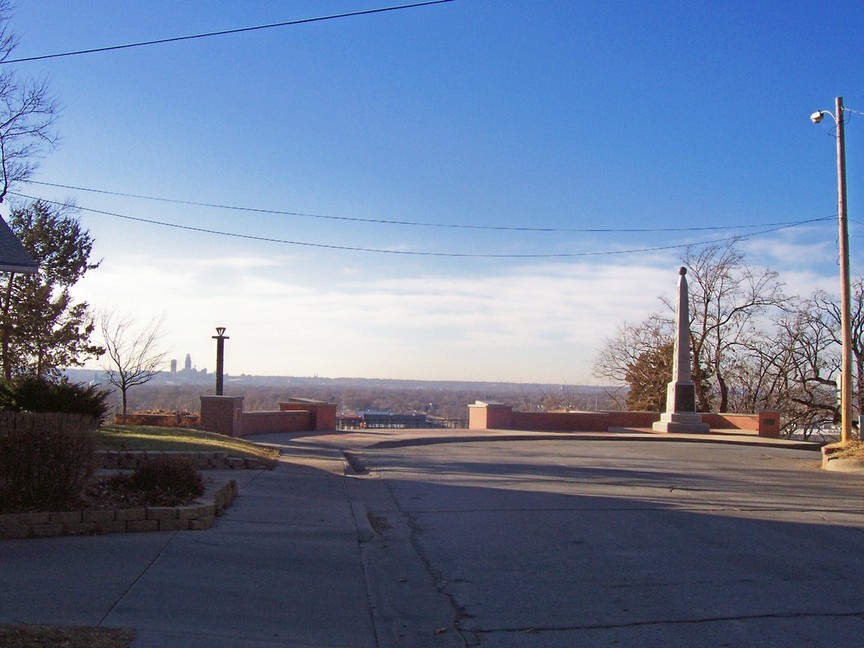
0 444 377 648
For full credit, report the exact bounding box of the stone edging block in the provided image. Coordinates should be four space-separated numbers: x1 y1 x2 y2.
96 450 275 470
0 478 237 541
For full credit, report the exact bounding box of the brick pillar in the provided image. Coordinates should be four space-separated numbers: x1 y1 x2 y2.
310 402 337 431
200 396 245 437
758 410 780 438
279 399 338 431
468 401 513 430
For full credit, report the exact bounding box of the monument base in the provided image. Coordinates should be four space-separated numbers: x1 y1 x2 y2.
652 412 710 434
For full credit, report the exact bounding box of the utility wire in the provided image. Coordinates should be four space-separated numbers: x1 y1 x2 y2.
1 0 455 64
23 180 833 234
10 192 830 259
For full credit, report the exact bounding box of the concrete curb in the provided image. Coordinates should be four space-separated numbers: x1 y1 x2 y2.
366 430 822 452
821 445 864 472
823 457 864 472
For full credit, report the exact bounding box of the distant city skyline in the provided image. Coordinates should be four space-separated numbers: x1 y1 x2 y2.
9 1 862 383
168 353 208 376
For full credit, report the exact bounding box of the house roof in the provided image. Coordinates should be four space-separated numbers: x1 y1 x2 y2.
0 216 37 274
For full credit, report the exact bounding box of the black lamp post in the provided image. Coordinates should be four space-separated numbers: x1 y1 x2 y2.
213 327 228 395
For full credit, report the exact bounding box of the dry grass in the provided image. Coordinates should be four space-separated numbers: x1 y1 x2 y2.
823 439 864 460
97 424 280 463
0 624 134 647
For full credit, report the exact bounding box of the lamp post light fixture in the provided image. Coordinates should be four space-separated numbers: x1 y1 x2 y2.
212 327 229 396
811 96 854 443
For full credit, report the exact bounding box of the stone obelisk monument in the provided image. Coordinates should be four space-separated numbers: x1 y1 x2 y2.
652 267 710 433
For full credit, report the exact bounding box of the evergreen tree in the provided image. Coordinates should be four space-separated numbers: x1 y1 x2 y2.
0 200 102 379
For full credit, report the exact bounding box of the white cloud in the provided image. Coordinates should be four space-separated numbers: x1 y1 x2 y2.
71 235 844 383
72 251 678 382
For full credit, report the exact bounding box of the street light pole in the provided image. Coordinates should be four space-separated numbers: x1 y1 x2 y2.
813 96 854 443
834 96 854 443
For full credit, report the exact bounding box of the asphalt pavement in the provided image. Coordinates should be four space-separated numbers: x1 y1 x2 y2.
2 430 863 647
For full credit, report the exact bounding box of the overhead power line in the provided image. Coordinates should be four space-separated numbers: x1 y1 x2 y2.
23 180 831 235
10 192 831 259
2 0 455 64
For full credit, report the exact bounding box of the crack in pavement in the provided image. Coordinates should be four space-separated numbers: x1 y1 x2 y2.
471 609 864 635
98 532 179 626
397 486 474 647
345 455 468 647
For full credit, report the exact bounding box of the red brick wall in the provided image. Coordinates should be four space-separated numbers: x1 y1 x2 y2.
702 413 758 430
604 411 661 428
468 401 770 434
511 411 608 431
239 410 311 436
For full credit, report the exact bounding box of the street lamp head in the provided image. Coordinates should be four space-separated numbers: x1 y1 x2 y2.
215 327 226 337
810 110 825 124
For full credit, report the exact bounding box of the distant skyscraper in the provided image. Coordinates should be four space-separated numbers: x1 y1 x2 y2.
184 354 192 372
170 359 177 374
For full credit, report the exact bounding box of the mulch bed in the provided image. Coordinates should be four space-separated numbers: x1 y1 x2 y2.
0 624 134 648
0 474 205 515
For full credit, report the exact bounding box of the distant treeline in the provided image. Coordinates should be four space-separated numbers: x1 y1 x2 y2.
66 370 623 419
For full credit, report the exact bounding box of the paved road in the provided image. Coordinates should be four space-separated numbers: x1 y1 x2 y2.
342 438 864 647
2 433 863 647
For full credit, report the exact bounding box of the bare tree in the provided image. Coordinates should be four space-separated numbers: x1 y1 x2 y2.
814 276 864 421
670 241 787 412
594 245 856 436
595 242 786 415
734 301 838 438
0 1 60 204
100 312 167 420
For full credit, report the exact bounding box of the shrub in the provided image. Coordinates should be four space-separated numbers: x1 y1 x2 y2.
126 456 205 506
0 412 98 512
0 376 111 422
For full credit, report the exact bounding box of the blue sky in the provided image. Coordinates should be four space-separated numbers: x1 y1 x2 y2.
5 0 862 383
